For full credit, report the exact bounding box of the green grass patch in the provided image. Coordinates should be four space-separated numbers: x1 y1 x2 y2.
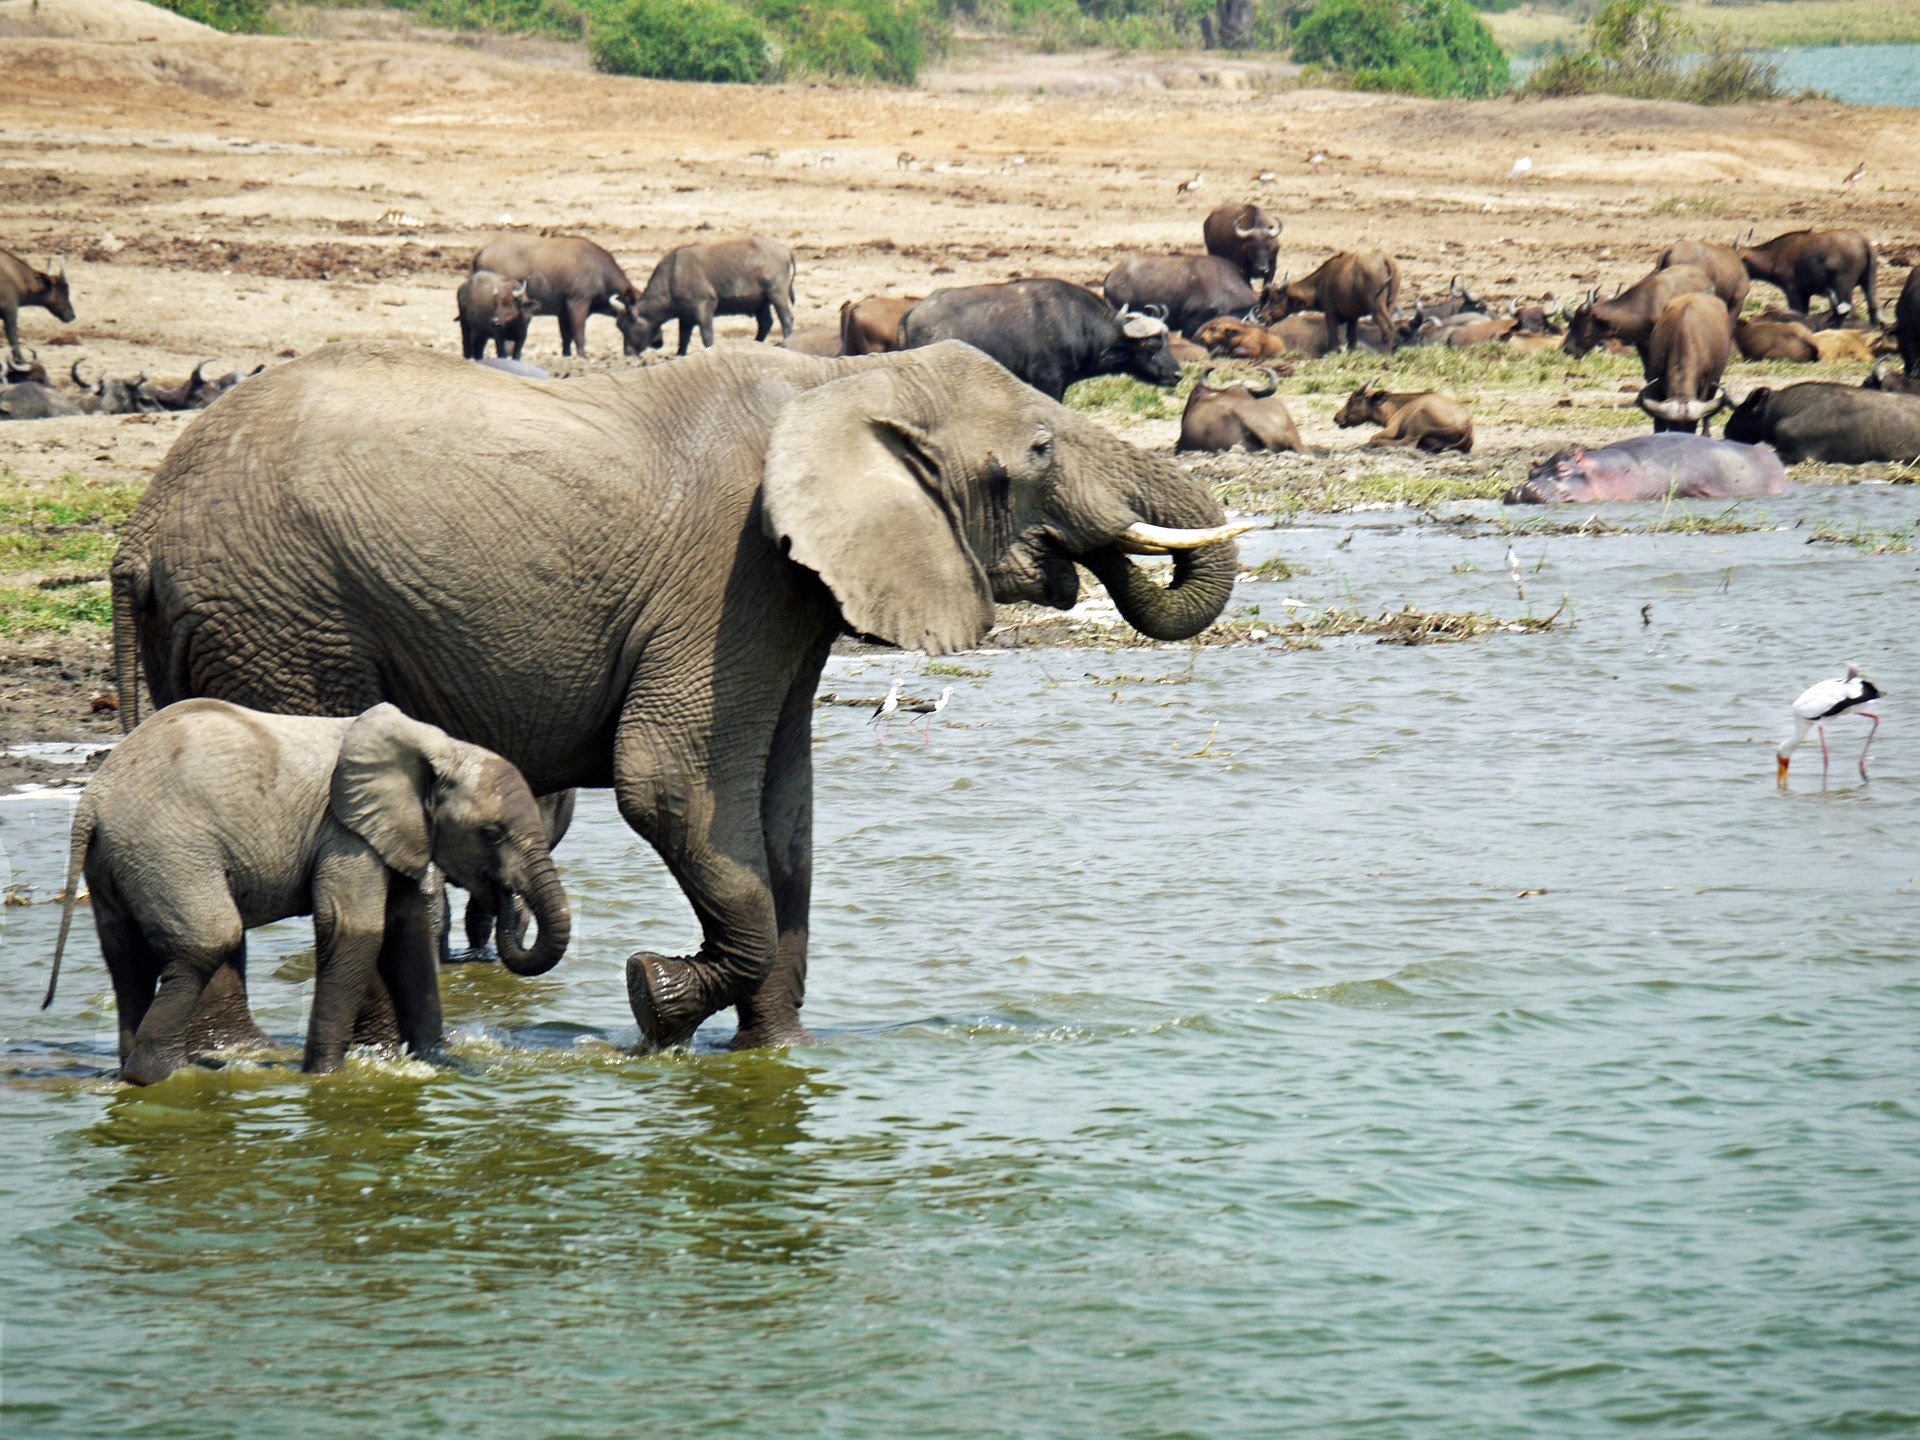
0 471 145 638
0 584 113 638
1808 524 1914 553
1243 556 1303 581
1486 0 1920 57
1216 468 1512 517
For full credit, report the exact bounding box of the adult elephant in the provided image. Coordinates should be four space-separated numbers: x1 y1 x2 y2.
112 341 1246 1052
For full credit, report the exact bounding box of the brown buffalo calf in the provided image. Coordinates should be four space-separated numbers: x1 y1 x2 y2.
1334 384 1473 453
1177 369 1303 453
840 295 920 355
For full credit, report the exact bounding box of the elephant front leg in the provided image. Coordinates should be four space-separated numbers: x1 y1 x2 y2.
376 877 446 1060
305 854 395 1073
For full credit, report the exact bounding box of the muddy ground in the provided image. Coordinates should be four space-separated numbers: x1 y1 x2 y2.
3 4 1918 784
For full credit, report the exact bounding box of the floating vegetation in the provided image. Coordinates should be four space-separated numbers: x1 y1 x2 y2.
1807 525 1915 554
976 599 1564 651
1243 556 1303 582
1421 504 1775 538
1283 600 1567 646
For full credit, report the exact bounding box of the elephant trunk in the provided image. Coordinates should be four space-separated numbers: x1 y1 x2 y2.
495 853 570 977
1076 444 1241 642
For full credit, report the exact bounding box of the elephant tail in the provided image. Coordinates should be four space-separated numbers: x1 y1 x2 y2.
109 549 148 733
44 792 97 1010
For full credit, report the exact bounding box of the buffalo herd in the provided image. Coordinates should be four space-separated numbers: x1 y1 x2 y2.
5 209 1919 484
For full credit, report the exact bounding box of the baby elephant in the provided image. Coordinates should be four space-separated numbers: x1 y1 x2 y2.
1334 382 1474 453
458 270 531 361
46 701 570 1084
1177 367 1303 453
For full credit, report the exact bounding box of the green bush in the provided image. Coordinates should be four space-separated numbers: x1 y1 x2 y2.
1291 0 1509 97
150 0 275 31
588 0 772 81
1518 0 1783 103
749 0 936 82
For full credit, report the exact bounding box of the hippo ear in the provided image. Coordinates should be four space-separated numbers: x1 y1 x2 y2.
761 352 996 656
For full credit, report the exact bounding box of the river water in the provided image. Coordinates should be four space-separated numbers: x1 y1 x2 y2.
1772 43 1920 107
2 482 1917 1437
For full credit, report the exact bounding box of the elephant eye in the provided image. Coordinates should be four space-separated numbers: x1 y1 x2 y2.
479 823 506 846
1030 434 1053 463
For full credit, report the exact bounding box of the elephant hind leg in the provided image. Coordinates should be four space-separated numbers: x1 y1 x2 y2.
95 897 162 1070
184 956 272 1057
124 925 246 1086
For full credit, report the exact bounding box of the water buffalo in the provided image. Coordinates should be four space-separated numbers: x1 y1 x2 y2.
1637 293 1733 434
470 235 640 358
0 249 72 363
1193 316 1290 362
1103 254 1256 337
839 295 918 356
1810 329 1880 364
1507 435 1787 504
1897 265 1920 377
781 327 845 357
0 382 85 420
1176 368 1302 453
1736 229 1879 325
1413 276 1483 324
900 278 1180 401
70 358 158 415
1201 204 1282 285
1258 250 1401 353
1864 359 1920 396
457 270 530 361
140 360 262 411
1656 239 1750 312
1167 335 1210 365
1563 265 1716 359
1264 312 1334 358
1333 383 1473 453
3 347 48 385
1443 314 1517 347
1724 382 1920 464
621 237 797 356
1735 316 1819 363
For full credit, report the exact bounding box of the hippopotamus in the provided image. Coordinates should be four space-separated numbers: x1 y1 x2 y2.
477 355 551 379
1506 434 1788 505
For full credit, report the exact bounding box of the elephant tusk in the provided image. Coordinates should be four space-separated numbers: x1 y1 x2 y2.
1114 520 1259 554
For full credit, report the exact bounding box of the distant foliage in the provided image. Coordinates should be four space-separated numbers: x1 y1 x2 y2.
1291 0 1509 97
936 0 1301 52
588 0 773 81
750 0 937 82
1521 0 1785 103
151 0 275 31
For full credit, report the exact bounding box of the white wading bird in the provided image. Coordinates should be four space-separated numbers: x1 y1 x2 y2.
1510 155 1533 187
1777 663 1882 786
902 685 954 739
1177 173 1204 195
870 678 901 727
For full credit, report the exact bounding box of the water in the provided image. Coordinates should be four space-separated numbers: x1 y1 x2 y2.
3 484 1918 1438
1772 43 1920 107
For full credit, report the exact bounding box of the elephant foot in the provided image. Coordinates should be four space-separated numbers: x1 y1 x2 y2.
625 954 710 1052
184 963 272 1055
728 1019 817 1050
121 1044 188 1087
442 946 499 967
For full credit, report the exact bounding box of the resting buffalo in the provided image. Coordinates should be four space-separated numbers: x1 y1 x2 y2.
1176 368 1301 453
1257 250 1401 353
901 278 1179 401
1333 383 1472 452
141 359 262 410
0 381 84 420
0 248 72 363
1193 316 1290 362
1656 239 1750 312
1443 314 1517 347
457 270 530 360
3 348 48 385
781 327 845 357
1201 204 1282 285
622 237 797 355
1507 435 1787 504
839 295 919 356
471 235 640 358
1638 293 1733 434
1103 254 1256 336
1563 265 1715 359
1897 265 1920 377
1864 359 1920 396
1724 382 1920 464
1735 316 1819 363
1736 229 1879 325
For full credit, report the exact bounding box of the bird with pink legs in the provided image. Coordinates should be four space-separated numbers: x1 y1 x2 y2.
1777 662 1882 788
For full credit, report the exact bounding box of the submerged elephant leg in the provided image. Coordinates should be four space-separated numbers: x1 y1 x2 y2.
184 956 273 1057
374 878 445 1060
305 851 395 1073
124 929 244 1086
95 898 162 1069
732 650 829 1049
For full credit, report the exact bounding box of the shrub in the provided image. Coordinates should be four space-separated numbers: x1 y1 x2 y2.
1519 0 1783 104
588 0 772 82
1291 0 1509 97
749 0 937 82
150 0 274 31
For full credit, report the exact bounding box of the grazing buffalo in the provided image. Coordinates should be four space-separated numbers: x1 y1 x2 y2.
1258 250 1402 353
1563 265 1716 359
1724 382 1920 464
471 235 640 358
1897 265 1920 377
0 249 72 363
1103 254 1256 337
622 237 797 355
1637 293 1733 434
1333 383 1473 453
1202 204 1282 285
1864 359 1920 396
1508 435 1787 503
457 270 531 360
1176 368 1302 453
900 278 1179 401
1736 229 1879 325
1735 316 1819 363
1656 239 1750 312
839 295 919 355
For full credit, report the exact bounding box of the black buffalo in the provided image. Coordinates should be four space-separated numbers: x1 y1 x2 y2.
1103 255 1257 337
900 278 1179 400
1724 382 1920 465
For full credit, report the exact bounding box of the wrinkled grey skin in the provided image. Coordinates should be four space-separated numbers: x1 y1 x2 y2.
47 701 570 1084
621 237 798 356
114 341 1241 1052
453 789 576 960
0 248 73 364
1723 382 1920 465
1506 434 1788 504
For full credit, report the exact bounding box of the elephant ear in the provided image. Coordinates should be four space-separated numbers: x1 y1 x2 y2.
330 704 464 879
761 362 994 656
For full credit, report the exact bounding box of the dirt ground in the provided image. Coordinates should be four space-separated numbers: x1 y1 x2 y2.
3 1 1918 781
